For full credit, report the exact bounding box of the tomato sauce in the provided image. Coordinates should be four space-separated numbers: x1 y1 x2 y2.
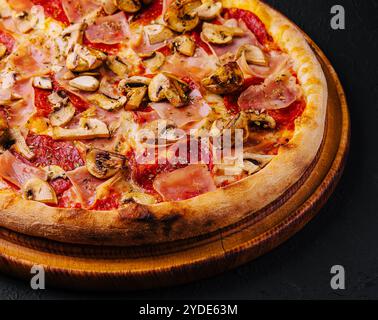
189 29 213 55
82 34 121 55
268 99 306 130
0 28 15 53
133 0 163 25
26 134 84 171
224 8 272 45
31 0 70 25
92 192 120 211
50 177 71 196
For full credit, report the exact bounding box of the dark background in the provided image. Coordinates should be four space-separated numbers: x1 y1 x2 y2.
0 0 377 300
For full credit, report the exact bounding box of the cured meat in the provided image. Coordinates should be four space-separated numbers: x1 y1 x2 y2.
62 0 100 23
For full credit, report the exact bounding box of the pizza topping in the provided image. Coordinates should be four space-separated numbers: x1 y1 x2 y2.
144 24 174 45
66 44 107 72
236 44 268 67
164 0 201 33
143 119 185 145
194 0 222 21
121 191 157 205
9 127 35 159
141 51 165 72
22 177 57 204
210 112 249 145
13 7 40 33
32 76 53 90
171 35 195 57
88 93 127 111
52 117 110 140
85 12 130 45
86 148 126 179
116 0 142 13
0 151 47 187
43 165 67 180
202 62 244 94
238 72 300 111
100 0 118 15
201 21 243 45
153 164 216 201
125 86 148 110
106 56 129 76
61 0 101 23
0 43 7 59
49 102 76 126
69 75 99 92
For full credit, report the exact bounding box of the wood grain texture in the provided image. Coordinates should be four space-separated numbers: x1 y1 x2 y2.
0 35 350 290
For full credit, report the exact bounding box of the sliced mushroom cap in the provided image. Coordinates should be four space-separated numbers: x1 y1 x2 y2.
120 76 152 88
142 52 165 72
148 73 171 102
125 86 147 110
0 43 7 59
86 148 125 179
172 35 196 56
236 44 268 67
121 191 157 205
22 178 57 204
144 24 174 45
247 112 276 129
9 127 34 159
52 118 110 140
88 93 127 111
164 0 201 33
101 0 118 14
66 45 106 72
69 76 100 92
43 165 67 180
49 102 76 127
201 22 244 44
14 11 38 33
195 0 222 20
202 62 244 94
32 76 53 90
143 119 185 145
116 0 141 13
106 56 129 76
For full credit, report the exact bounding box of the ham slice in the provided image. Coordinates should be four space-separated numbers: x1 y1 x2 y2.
161 49 218 82
0 151 47 187
62 0 100 23
66 166 103 208
153 164 216 201
150 90 211 128
85 12 130 45
238 73 301 111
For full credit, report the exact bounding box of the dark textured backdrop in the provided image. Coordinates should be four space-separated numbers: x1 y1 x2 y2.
0 0 377 300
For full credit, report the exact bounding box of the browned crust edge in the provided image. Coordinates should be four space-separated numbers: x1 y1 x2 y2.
0 0 328 246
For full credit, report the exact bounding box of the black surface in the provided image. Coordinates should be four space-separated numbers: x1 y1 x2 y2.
1 0 378 300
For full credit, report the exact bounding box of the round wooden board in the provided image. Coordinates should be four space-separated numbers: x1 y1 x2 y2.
0 35 350 290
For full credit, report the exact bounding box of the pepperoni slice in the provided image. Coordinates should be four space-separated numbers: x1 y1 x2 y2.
31 0 70 25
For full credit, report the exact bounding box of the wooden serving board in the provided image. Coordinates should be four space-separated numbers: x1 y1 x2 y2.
0 36 350 290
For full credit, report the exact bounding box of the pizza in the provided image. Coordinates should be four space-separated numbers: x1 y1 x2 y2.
0 0 327 245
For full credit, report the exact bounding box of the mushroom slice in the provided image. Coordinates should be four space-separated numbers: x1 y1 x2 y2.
116 0 141 13
32 76 53 90
66 44 106 72
195 0 222 20
243 153 274 175
172 35 196 56
86 148 125 179
120 76 152 88
125 86 147 110
201 22 244 44
142 52 165 72
100 0 118 14
22 178 58 204
9 128 34 160
0 43 7 59
247 112 276 129
164 0 201 33
14 11 38 33
144 24 174 45
148 73 171 102
43 165 67 180
236 44 268 67
106 56 129 76
53 118 110 140
121 192 157 205
49 102 76 127
88 93 127 111
69 76 100 92
143 119 185 145
202 62 244 94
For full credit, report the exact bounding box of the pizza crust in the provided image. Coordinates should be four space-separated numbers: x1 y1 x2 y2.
0 0 327 246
